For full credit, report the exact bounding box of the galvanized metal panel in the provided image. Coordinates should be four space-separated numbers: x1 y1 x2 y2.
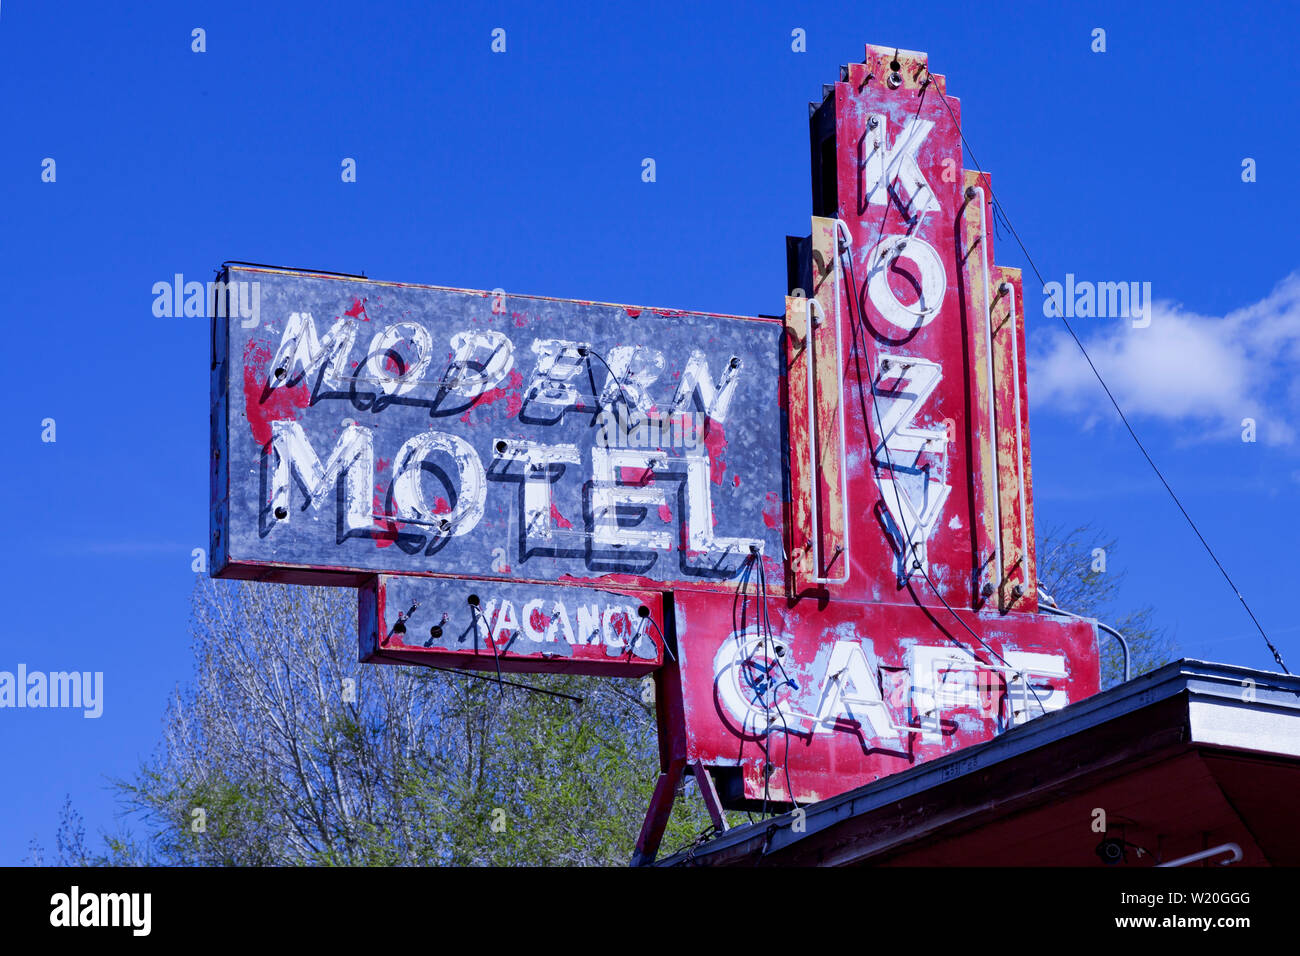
360 575 664 676
211 267 785 589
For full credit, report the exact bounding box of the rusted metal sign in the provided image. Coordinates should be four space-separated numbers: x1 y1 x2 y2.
212 272 782 587
209 41 1102 862
668 591 1096 808
359 576 665 675
635 43 1099 854
788 48 1032 609
211 271 784 672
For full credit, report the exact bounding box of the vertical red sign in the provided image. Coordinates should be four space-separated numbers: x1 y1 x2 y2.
662 45 1099 820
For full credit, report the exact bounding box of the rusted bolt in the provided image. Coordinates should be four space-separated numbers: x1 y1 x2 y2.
467 594 480 607
867 115 880 130
495 440 508 454
999 281 1011 295
965 186 978 201
274 506 288 520
887 72 903 89
1012 585 1025 598
981 582 994 598
429 625 443 639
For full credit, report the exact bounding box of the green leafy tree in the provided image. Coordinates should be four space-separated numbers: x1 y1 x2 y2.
1036 524 1178 688
93 578 712 865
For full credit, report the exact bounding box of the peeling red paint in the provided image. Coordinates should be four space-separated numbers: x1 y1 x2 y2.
762 491 782 529
373 491 395 549
345 298 369 320
703 418 728 485
555 572 656 589
460 369 525 423
621 466 654 486
658 503 673 523
504 369 524 418
243 341 311 447
550 502 573 530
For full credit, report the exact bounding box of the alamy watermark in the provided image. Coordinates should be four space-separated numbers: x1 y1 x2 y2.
0 664 103 718
152 273 260 327
50 886 150 936
595 404 705 452
1042 274 1152 328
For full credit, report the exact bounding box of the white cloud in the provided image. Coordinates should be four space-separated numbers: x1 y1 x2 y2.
1030 272 1300 445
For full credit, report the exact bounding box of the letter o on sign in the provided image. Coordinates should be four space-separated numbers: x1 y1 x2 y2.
367 321 434 396
867 234 947 331
391 432 487 535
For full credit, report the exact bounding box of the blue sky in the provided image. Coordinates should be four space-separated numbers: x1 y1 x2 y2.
1 0 1297 862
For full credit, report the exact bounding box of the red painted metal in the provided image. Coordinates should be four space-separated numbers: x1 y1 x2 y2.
359 575 666 677
672 587 1097 808
630 761 686 867
668 43 1100 815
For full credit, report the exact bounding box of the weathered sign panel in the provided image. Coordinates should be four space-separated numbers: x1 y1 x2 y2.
647 44 1098 820
670 588 1097 807
359 576 665 676
209 41 1103 861
786 47 1035 612
211 269 785 592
